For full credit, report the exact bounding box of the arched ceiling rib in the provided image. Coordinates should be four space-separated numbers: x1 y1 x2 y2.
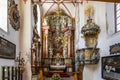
32 0 120 17
41 0 77 17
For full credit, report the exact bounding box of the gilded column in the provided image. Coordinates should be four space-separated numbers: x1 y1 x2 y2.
45 33 48 58
39 69 43 80
42 26 49 58
68 33 71 58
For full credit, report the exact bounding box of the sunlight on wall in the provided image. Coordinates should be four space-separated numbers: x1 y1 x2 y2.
0 0 8 32
36 4 41 36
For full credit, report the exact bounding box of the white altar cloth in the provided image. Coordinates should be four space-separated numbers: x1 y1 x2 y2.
50 65 66 69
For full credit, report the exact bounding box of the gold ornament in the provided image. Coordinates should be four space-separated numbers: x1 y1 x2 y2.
84 4 94 18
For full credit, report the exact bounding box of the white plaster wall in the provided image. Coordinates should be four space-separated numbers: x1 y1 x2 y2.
94 2 120 80
0 24 19 79
0 0 20 79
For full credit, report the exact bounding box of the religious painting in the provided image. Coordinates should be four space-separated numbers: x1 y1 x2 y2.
102 55 120 80
0 36 16 59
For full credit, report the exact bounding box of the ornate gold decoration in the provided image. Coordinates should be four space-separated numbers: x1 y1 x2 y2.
52 73 61 80
8 0 20 30
76 48 100 64
41 7 75 72
76 18 100 65
42 7 73 55
81 18 100 48
84 4 94 18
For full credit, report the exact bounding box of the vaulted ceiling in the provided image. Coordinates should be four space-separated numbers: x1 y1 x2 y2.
90 0 120 3
32 0 120 17
38 0 120 3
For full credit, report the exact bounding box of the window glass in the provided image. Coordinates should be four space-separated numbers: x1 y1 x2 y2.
116 10 120 16
117 24 120 31
116 3 120 32
117 17 120 24
0 0 8 32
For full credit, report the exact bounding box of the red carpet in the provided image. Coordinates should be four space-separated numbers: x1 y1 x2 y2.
45 72 70 77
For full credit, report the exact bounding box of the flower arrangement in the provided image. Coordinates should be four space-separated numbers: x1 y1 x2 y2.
52 73 61 80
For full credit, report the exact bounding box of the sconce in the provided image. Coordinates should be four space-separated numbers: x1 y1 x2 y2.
15 52 25 73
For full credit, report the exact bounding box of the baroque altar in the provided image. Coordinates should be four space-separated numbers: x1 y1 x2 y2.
41 7 75 72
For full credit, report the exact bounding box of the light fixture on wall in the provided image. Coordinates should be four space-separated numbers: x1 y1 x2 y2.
14 52 26 80
15 52 25 73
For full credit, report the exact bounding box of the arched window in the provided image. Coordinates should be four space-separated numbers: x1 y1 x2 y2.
115 3 120 32
0 0 8 32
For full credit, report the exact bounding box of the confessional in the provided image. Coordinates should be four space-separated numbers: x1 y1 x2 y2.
41 7 75 72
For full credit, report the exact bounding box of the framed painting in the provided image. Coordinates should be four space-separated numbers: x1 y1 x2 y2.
101 55 120 80
0 36 16 59
110 43 120 55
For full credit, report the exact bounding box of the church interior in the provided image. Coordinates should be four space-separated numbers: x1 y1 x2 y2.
0 0 120 80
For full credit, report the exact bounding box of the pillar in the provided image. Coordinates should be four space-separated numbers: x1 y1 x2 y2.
19 0 32 80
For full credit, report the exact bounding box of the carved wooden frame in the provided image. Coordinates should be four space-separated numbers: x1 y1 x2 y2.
8 0 20 30
110 43 120 55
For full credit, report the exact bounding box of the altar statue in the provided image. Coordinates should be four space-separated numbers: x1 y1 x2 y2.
55 53 62 65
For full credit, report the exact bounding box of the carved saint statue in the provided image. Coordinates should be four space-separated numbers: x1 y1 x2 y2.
31 25 41 66
33 4 38 24
33 25 40 43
